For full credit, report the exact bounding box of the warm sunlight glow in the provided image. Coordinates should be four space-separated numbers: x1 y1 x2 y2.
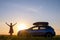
17 24 28 31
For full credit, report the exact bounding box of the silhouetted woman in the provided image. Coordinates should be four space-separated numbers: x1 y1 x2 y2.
6 22 17 36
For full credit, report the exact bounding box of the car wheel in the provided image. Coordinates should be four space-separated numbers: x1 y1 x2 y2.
46 33 52 38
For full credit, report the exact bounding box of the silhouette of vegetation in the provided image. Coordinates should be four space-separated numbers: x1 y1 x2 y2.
0 35 60 40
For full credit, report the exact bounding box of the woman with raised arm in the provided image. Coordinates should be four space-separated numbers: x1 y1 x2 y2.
6 22 17 36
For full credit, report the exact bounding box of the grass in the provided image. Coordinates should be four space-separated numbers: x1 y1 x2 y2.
0 35 60 40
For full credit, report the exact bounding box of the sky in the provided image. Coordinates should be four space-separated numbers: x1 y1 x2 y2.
0 0 60 35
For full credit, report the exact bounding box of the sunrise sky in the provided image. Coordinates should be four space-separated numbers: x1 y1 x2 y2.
0 0 60 35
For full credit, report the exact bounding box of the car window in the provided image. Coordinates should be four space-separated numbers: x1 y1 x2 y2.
40 27 46 30
32 27 38 30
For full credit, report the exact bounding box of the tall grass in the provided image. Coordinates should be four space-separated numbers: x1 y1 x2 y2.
0 35 60 40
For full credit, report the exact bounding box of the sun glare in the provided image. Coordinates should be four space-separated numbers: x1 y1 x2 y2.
17 24 28 31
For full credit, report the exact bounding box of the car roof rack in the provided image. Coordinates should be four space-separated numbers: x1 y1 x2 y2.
33 22 49 26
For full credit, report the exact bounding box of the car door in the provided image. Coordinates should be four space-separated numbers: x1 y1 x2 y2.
38 27 47 36
28 27 39 36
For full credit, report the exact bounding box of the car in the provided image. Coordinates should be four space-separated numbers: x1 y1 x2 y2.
17 26 55 37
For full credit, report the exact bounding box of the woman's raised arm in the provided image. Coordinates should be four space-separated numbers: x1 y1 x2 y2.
5 22 10 26
13 23 17 26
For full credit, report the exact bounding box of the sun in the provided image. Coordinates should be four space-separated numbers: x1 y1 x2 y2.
17 24 28 31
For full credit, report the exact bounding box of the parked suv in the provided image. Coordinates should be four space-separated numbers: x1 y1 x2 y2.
17 26 55 37
17 22 55 37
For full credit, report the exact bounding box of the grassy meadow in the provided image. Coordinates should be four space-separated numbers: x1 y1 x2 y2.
0 35 60 40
